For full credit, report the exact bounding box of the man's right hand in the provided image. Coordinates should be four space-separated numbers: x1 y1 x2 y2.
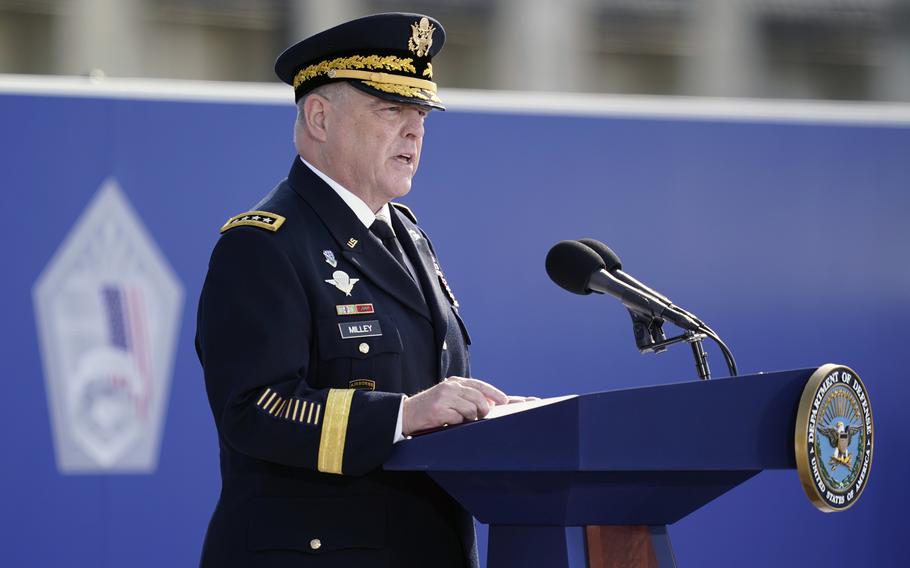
402 377 509 436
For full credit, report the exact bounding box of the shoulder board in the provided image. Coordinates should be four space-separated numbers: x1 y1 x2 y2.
391 202 418 224
220 210 286 234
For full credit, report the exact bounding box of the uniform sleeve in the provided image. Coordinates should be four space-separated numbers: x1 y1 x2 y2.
196 227 403 476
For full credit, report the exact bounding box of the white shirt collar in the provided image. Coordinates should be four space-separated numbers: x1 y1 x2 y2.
298 156 393 232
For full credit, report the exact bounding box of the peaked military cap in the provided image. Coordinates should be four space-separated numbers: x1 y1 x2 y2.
275 12 446 110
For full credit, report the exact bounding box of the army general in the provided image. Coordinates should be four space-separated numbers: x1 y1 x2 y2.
195 12 525 568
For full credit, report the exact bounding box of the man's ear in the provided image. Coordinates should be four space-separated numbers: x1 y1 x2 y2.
304 93 330 142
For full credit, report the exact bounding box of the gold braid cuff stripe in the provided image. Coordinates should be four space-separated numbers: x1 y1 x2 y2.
293 55 417 89
317 389 355 475
328 69 437 93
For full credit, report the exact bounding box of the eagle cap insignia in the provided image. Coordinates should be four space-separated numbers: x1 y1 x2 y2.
408 17 435 57
794 364 874 513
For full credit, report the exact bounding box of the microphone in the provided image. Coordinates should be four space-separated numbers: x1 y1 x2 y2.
577 238 706 328
546 239 738 378
544 241 699 331
579 239 676 309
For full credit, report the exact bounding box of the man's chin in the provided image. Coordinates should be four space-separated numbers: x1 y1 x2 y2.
384 180 413 200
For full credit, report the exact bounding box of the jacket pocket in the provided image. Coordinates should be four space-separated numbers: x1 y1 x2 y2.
315 316 404 388
247 494 386 553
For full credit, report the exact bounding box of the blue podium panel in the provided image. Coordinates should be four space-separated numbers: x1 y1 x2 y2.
386 368 813 525
576 369 810 471
429 470 759 526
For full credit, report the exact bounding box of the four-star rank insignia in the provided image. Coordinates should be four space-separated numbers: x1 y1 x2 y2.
220 210 286 233
408 17 435 57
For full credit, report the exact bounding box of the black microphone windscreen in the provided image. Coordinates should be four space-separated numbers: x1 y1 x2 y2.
578 238 622 271
545 240 606 295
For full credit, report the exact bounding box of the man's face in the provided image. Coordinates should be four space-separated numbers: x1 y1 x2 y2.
324 85 428 209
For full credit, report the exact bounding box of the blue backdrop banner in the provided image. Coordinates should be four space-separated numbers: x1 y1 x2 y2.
1 80 907 567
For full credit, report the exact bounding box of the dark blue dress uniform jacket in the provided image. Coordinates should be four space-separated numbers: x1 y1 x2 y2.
196 158 477 567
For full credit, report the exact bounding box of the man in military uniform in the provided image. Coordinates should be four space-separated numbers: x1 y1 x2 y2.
196 13 524 568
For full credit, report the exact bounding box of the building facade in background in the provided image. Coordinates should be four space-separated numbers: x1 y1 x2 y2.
0 0 907 102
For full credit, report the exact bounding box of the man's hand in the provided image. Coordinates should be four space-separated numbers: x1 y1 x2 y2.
402 377 509 435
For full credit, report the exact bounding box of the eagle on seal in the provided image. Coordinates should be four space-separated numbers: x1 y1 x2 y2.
818 420 861 469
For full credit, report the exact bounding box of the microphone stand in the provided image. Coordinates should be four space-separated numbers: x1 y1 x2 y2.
629 310 732 380
689 334 711 380
637 326 712 380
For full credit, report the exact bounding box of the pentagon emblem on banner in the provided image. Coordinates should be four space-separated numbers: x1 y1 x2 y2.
32 179 183 473
794 364 874 512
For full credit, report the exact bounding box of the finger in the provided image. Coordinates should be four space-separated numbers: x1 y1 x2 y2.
506 395 531 404
451 377 509 405
445 395 479 422
440 407 466 426
508 395 541 403
452 384 492 418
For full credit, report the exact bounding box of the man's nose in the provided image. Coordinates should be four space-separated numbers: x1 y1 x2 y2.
402 109 425 139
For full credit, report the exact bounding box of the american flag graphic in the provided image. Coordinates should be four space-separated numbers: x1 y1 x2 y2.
101 284 151 419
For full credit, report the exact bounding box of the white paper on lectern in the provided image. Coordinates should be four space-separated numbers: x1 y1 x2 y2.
484 394 578 420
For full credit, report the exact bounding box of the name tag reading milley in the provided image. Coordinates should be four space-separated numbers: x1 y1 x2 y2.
338 320 383 339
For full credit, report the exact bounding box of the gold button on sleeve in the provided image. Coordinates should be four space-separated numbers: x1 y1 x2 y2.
309 538 321 550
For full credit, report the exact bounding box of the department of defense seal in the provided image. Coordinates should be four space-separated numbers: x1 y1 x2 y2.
795 364 873 512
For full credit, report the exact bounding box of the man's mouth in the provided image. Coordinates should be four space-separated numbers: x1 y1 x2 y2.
394 153 414 165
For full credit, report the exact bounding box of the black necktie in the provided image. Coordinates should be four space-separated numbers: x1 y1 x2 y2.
370 219 409 272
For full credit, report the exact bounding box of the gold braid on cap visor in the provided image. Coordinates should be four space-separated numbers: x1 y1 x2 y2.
292 54 440 102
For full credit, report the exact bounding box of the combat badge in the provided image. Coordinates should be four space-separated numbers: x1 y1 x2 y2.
323 250 337 268
795 364 874 512
325 270 359 296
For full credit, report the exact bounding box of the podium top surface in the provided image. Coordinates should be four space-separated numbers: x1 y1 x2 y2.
385 368 813 473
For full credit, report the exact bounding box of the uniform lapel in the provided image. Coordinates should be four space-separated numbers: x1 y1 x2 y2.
344 235 431 322
287 159 431 321
391 207 450 350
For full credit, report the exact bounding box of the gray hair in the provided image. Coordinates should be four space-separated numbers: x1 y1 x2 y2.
295 82 349 130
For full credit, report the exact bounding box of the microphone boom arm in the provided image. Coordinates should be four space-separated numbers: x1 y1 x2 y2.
625 298 738 380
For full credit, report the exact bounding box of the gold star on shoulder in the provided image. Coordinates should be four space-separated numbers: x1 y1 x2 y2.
220 210 286 233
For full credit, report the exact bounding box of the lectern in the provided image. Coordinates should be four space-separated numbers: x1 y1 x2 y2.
385 368 815 568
